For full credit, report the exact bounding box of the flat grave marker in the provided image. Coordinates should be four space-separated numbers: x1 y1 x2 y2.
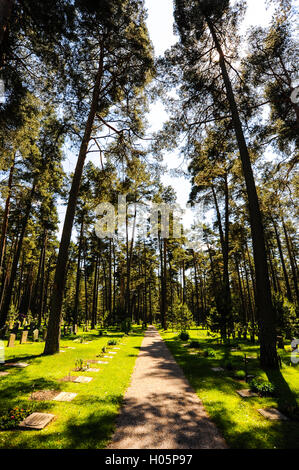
258 408 289 421
74 376 93 383
86 368 100 372
53 392 77 402
19 413 55 430
97 361 108 364
211 367 225 372
5 362 29 368
237 389 258 398
0 371 9 377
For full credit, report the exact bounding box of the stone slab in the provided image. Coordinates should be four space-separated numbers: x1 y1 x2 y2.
19 412 55 430
97 361 108 364
53 392 77 402
109 352 117 354
86 368 100 372
74 376 93 383
0 371 9 377
257 408 289 421
211 367 225 372
237 389 258 398
5 362 29 368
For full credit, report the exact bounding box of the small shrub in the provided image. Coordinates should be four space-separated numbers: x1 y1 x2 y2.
249 379 276 397
108 339 117 346
234 370 246 380
189 340 200 348
203 348 216 357
0 405 36 430
179 332 189 341
75 359 88 371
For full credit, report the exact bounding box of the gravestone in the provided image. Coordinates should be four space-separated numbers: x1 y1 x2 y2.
74 324 78 335
236 389 258 398
7 333 16 348
53 392 77 402
74 376 93 383
5 362 29 368
211 367 225 372
69 326 73 335
43 329 47 341
20 330 28 344
258 408 289 421
86 368 100 372
19 413 55 430
33 329 39 342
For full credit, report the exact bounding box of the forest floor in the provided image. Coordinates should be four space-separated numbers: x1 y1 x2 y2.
161 327 299 449
0 326 144 449
108 326 227 449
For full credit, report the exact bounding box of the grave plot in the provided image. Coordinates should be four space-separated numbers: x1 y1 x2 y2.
19 413 55 430
236 389 258 398
258 408 289 421
4 362 29 368
60 375 78 382
31 390 61 401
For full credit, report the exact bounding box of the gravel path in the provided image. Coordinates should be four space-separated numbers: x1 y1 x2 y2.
108 326 227 449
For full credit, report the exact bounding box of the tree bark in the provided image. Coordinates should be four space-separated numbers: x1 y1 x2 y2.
44 52 104 354
206 18 278 369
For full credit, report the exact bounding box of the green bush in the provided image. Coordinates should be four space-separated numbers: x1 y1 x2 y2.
121 318 132 335
233 370 246 380
0 405 36 430
179 332 189 341
203 348 216 357
108 339 117 346
249 379 276 397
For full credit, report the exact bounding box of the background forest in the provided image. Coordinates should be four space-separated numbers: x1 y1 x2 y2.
0 0 298 371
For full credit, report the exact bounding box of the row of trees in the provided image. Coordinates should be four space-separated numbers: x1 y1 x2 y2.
0 0 297 370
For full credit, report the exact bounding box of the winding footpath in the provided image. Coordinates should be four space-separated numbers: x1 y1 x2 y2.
108 326 227 449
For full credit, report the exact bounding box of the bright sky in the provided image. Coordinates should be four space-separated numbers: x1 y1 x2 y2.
60 0 277 239
144 0 276 229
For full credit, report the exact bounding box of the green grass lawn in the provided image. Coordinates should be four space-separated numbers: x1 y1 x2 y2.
161 327 299 449
0 326 144 449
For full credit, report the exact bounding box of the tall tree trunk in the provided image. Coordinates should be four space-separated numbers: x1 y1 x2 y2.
0 153 15 272
44 52 104 354
206 18 278 369
73 219 84 327
0 182 36 328
282 220 299 304
273 220 293 302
